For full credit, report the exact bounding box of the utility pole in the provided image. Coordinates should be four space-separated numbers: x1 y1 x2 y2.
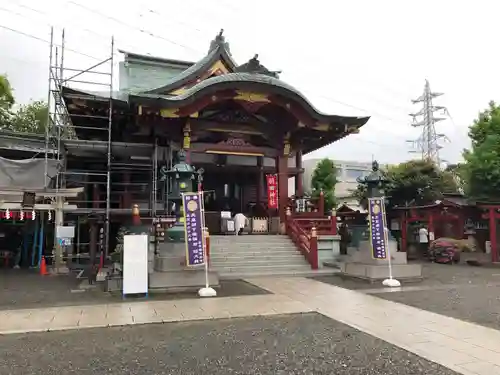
406 80 450 165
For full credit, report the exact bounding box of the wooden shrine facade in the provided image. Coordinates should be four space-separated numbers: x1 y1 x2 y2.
60 31 369 225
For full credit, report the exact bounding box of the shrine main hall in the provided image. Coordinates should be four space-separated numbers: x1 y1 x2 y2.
60 30 369 239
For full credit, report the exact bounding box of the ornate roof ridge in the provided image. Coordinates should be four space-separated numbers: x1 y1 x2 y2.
143 30 237 95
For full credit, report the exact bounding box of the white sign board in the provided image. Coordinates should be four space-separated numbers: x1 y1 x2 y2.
123 234 149 296
56 225 75 239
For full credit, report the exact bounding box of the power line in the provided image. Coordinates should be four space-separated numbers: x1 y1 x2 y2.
0 23 103 61
67 1 200 55
2 2 137 56
1 5 425 153
5 1 419 130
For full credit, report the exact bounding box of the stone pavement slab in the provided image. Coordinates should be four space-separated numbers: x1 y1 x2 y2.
0 293 311 335
246 277 500 375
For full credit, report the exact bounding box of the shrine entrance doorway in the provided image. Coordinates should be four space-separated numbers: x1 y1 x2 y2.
202 168 259 215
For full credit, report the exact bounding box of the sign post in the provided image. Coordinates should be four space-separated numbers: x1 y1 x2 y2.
367 197 400 287
182 191 216 297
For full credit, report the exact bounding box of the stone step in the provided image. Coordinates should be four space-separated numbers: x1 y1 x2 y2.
212 264 311 273
211 246 297 252
210 258 308 268
210 236 292 243
210 251 303 262
218 268 339 279
211 252 299 258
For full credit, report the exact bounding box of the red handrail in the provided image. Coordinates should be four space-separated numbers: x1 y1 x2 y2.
286 218 318 269
293 217 338 235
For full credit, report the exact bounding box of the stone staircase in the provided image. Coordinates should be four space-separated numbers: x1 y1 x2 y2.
209 235 336 279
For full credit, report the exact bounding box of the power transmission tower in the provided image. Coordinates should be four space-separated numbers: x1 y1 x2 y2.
406 80 450 165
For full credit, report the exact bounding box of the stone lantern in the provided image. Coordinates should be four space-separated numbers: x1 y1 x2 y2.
150 149 219 291
164 149 197 242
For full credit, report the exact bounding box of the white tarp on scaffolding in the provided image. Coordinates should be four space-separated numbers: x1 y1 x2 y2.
0 157 58 190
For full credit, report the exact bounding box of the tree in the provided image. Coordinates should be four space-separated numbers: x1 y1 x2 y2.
310 158 338 212
0 74 48 134
462 101 500 200
0 74 14 127
8 100 49 134
352 159 458 208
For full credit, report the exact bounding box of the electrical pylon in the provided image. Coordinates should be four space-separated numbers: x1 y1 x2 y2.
406 80 450 165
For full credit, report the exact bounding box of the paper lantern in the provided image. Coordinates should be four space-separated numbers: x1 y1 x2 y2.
5 209 10 220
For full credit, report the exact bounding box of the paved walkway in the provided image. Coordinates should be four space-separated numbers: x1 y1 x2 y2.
249 277 500 375
1 278 500 375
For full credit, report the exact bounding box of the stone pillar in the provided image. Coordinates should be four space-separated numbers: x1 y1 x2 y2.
295 150 304 196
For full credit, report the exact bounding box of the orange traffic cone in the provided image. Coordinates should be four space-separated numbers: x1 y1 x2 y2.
40 256 48 276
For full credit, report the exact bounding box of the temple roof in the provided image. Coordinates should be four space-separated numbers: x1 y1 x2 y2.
145 29 237 95
130 72 368 125
61 30 371 152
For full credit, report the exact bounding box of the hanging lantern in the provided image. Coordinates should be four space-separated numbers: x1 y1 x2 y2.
32 210 36 221
5 209 10 220
48 210 52 221
20 211 24 221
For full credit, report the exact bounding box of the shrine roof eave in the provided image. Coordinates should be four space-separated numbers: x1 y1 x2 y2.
392 199 472 211
130 73 370 126
61 86 129 107
143 42 237 95
474 200 500 207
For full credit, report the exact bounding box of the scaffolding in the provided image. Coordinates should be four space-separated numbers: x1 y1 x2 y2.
43 27 179 263
44 27 114 257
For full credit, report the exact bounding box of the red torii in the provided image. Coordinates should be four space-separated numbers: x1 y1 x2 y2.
479 204 500 263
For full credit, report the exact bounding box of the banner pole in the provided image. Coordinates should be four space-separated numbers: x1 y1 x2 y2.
200 190 209 288
198 189 216 297
381 197 401 287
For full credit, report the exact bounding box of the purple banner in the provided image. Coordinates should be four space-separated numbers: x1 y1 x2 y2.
368 198 388 259
182 192 205 266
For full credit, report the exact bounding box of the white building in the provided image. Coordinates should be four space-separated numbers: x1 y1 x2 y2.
298 159 388 210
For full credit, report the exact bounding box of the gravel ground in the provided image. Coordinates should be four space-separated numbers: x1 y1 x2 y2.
312 262 500 291
0 270 269 310
374 285 500 330
0 313 458 375
312 263 500 330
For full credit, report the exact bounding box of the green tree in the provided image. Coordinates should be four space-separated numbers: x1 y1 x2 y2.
352 159 458 208
0 74 15 127
310 158 338 212
462 101 500 200
0 74 48 134
8 100 49 134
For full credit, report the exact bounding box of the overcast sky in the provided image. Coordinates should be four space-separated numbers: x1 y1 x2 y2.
1 0 497 164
